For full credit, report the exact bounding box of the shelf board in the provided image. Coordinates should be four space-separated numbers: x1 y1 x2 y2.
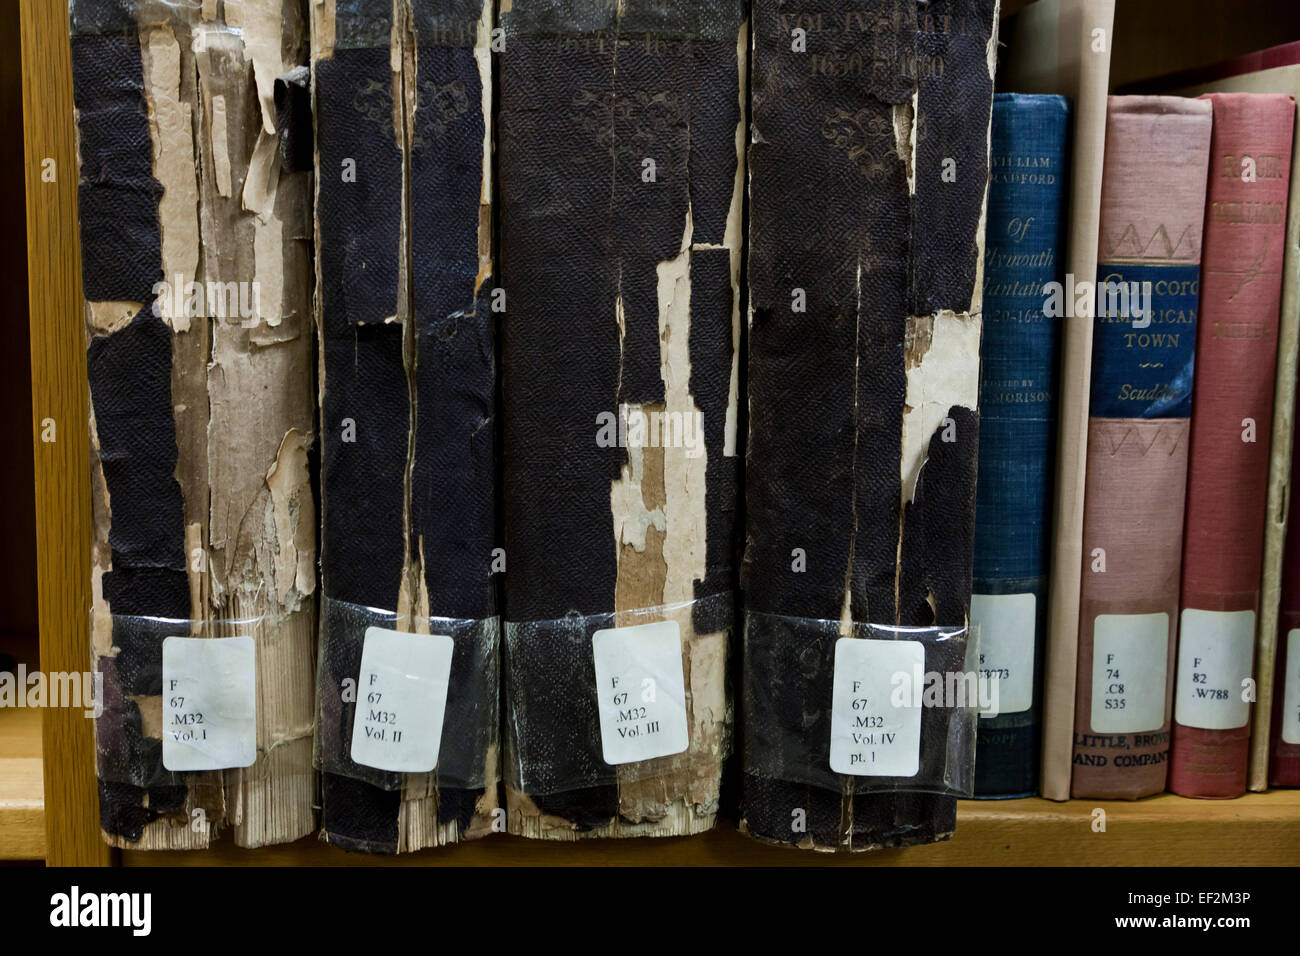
0 706 44 860
120 789 1300 866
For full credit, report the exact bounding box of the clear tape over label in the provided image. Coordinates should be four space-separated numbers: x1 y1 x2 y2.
743 610 979 798
95 614 270 788
503 592 734 797
315 596 499 792
161 634 256 771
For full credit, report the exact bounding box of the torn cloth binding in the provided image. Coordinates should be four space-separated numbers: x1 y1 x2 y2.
314 0 499 854
73 0 318 849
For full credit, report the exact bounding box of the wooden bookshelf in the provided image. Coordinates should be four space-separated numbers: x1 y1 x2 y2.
20 0 111 868
0 707 43 861
9 0 1300 869
117 791 1299 867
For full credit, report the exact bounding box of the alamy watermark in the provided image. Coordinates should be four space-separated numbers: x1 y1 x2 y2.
50 886 151 936
890 665 1001 717
596 403 705 458
0 665 102 717
1043 274 1154 326
152 274 263 325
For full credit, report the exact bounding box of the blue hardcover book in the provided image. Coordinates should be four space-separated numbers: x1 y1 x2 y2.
972 93 1070 797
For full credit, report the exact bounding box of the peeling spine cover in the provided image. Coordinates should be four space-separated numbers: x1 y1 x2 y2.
742 0 996 850
499 0 745 839
314 0 499 854
74 0 317 848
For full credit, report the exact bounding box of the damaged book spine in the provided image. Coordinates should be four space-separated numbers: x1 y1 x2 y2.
314 0 500 854
498 0 745 839
1071 95 1212 800
742 0 997 850
74 0 318 848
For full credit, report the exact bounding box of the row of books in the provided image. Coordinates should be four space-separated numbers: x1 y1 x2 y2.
977 36 1300 799
71 0 1299 859
77 0 1006 852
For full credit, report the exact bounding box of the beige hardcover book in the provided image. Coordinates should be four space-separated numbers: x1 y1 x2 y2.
997 0 1116 801
1178 67 1300 791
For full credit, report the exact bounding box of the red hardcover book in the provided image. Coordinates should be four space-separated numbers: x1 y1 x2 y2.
1272 435 1300 786
1171 93 1296 798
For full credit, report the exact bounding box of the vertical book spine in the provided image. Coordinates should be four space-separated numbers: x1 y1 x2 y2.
972 93 1069 797
1072 95 1212 799
315 0 409 854
499 1 744 839
315 0 497 854
74 15 194 845
743 0 995 849
76 0 317 849
1171 92 1295 798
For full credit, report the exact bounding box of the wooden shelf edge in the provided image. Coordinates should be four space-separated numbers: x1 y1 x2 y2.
119 790 1300 867
20 0 111 867
0 707 45 860
0 758 45 861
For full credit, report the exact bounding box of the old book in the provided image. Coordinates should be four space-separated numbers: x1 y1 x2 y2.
972 93 1069 798
742 0 996 849
997 0 1116 801
74 0 316 847
1071 95 1212 800
1176 57 1300 793
1170 93 1295 799
314 0 498 854
498 1 745 839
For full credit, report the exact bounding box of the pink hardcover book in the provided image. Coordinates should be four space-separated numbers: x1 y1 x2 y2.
1071 96 1213 800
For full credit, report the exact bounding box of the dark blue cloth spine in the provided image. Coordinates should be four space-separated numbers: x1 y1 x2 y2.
972 93 1070 797
1088 263 1199 419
